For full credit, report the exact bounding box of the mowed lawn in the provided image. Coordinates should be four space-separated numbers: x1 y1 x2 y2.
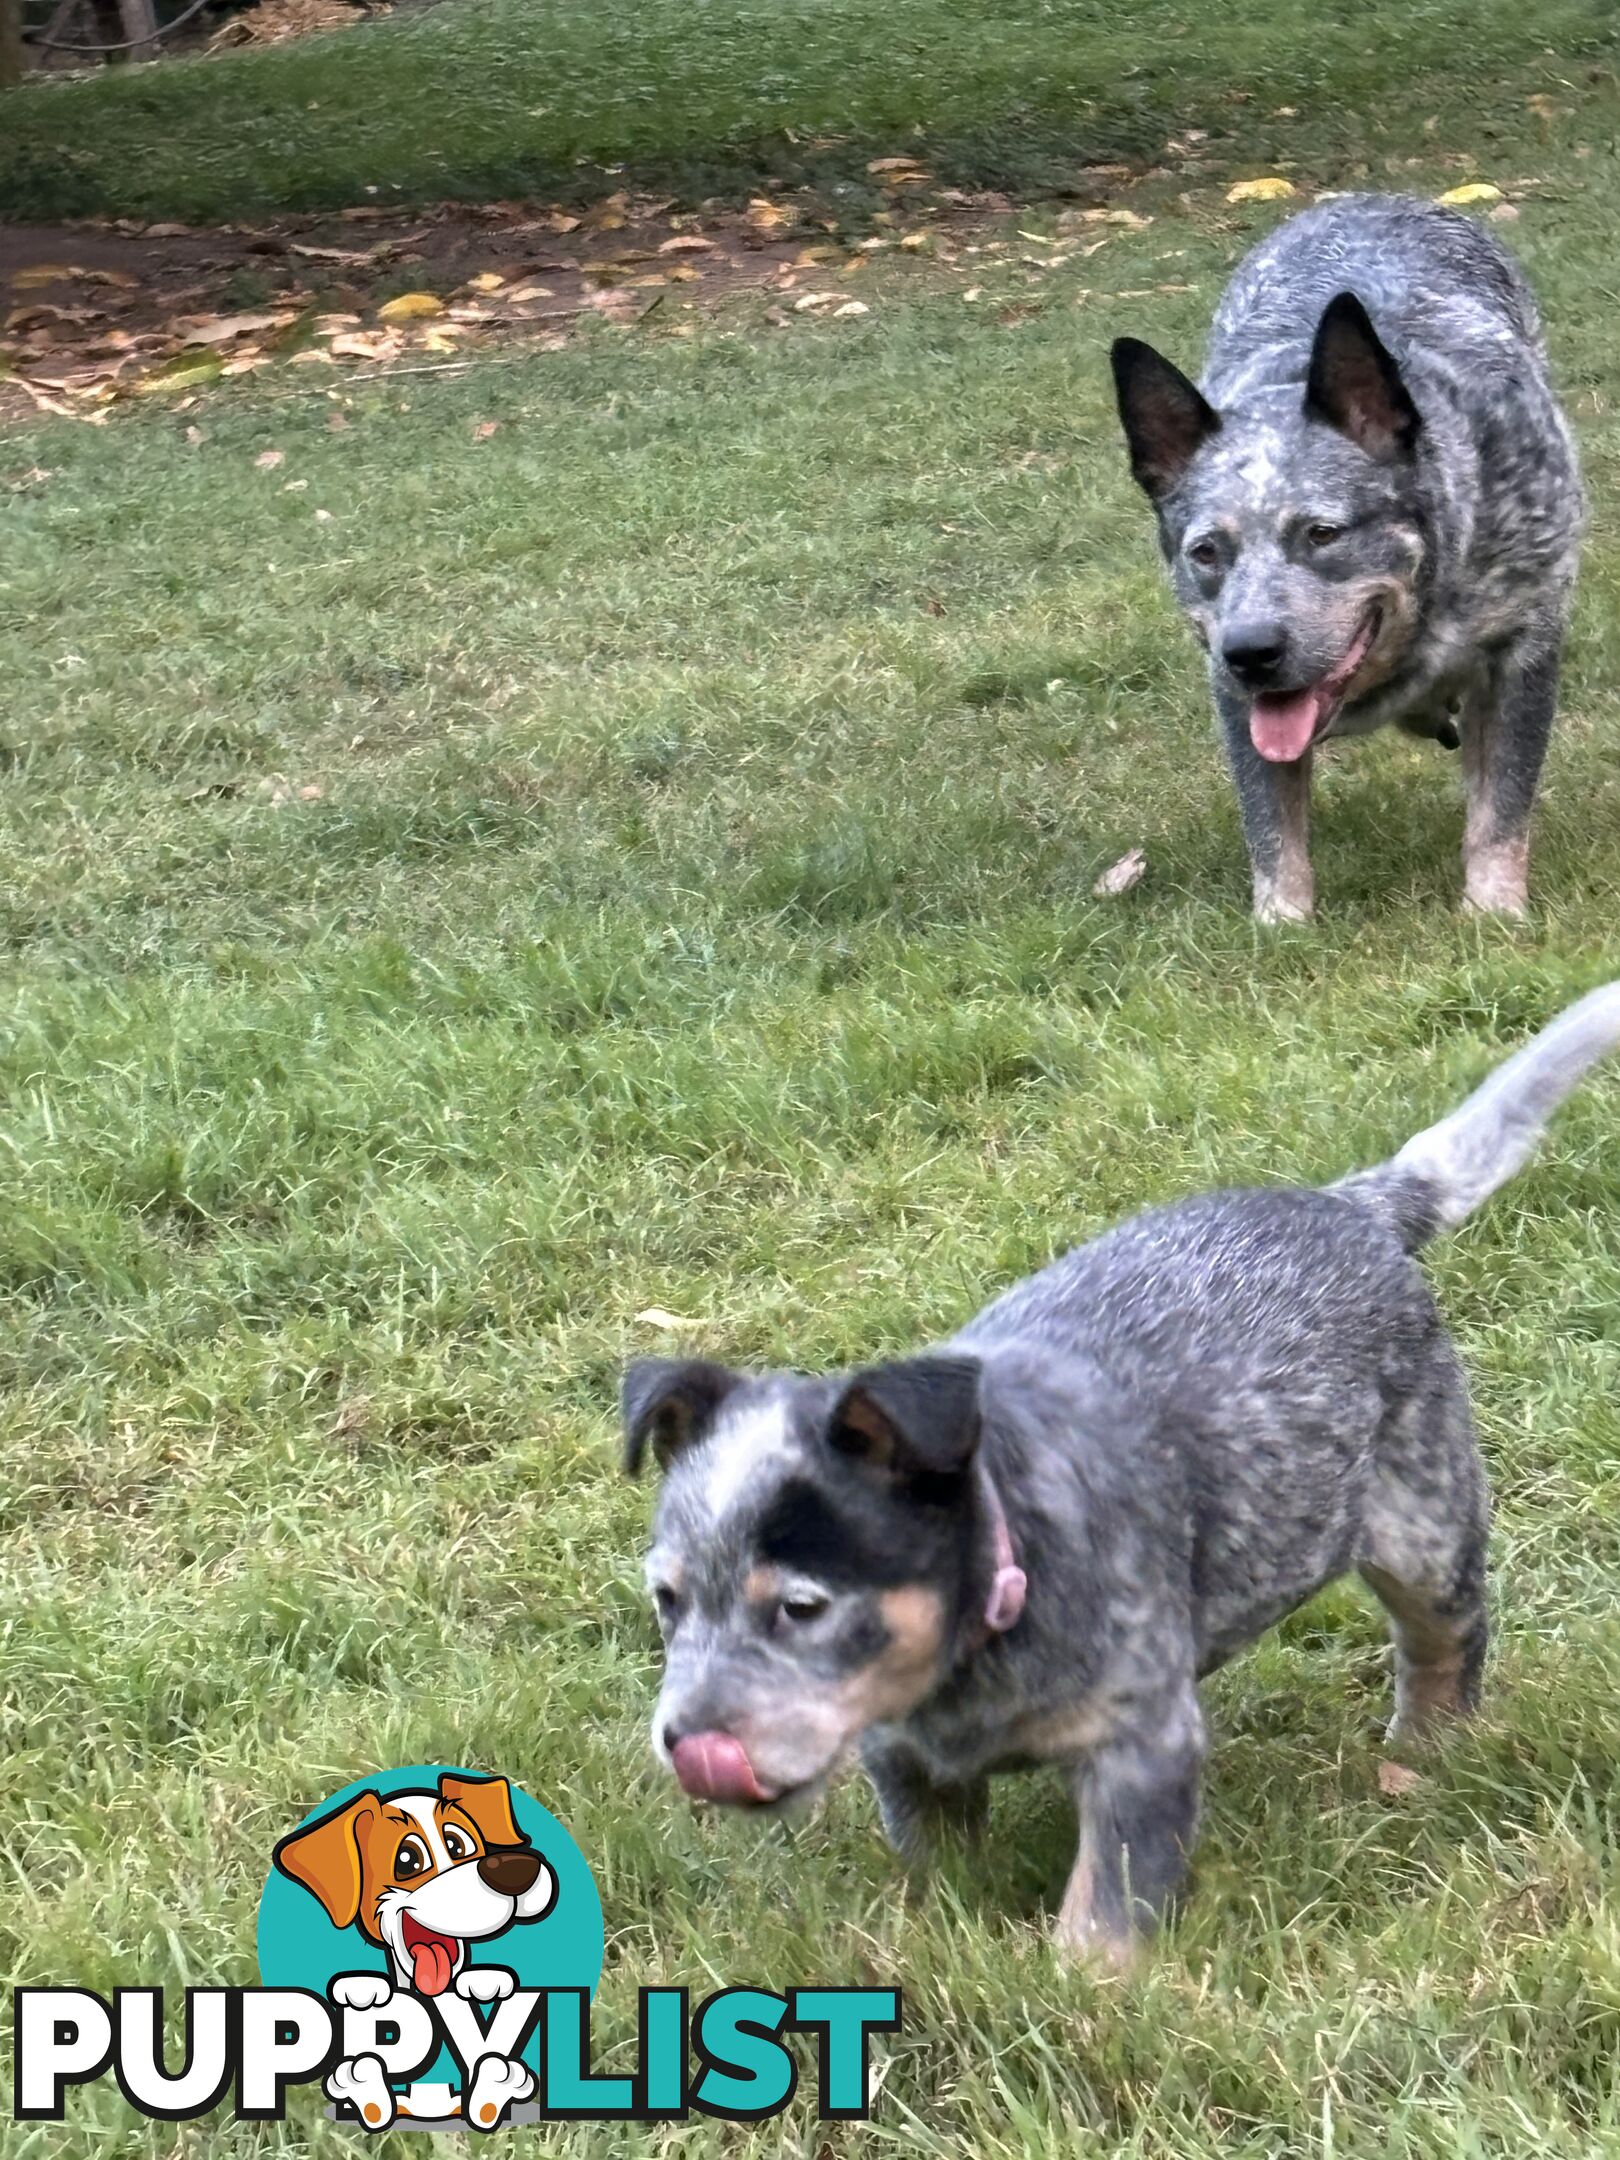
5 21 1620 2160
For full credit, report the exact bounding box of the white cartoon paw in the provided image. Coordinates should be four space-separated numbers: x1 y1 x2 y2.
326 2053 395 2131
455 1964 516 2005
464 2056 534 2132
331 1972 394 2012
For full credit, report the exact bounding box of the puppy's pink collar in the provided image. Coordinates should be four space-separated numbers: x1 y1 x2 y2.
980 1473 1027 1634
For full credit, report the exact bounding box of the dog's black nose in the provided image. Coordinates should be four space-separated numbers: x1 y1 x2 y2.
1222 631 1289 689
662 1722 682 1756
478 1847 541 1896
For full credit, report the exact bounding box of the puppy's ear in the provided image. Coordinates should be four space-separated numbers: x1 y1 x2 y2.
621 1358 740 1476
1111 337 1221 499
273 1793 380 1931
1305 292 1420 461
828 1354 982 1482
440 1772 525 1849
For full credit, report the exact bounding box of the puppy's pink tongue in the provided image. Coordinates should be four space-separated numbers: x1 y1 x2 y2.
410 1939 454 1996
1250 687 1325 764
671 1732 775 1805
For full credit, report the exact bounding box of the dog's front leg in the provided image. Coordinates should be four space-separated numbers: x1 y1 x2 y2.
861 1733 987 1867
1215 688 1314 922
1461 629 1562 918
1054 1697 1205 1970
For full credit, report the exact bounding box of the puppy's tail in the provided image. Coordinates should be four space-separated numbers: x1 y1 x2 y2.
1335 982 1620 1252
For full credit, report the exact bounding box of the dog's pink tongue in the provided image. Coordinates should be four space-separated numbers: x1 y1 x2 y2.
1250 687 1325 764
410 1939 455 1996
671 1732 774 1805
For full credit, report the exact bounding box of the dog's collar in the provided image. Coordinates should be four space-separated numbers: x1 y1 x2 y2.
979 1471 1027 1634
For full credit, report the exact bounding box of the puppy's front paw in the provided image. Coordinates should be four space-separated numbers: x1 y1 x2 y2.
331 1972 394 2012
326 2053 395 2130
1253 885 1313 926
455 1963 516 2004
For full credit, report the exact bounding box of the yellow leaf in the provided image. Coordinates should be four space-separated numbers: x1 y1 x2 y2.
1436 182 1503 206
377 291 445 323
1226 177 1298 203
133 354 224 394
746 197 792 234
464 272 506 293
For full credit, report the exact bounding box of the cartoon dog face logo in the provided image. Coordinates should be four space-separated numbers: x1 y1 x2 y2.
273 1772 557 1996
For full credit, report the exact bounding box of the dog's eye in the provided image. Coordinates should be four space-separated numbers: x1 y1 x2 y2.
1305 521 1345 549
394 1835 431 1882
1187 536 1222 570
778 1591 830 1626
653 1583 680 1624
443 1825 475 1862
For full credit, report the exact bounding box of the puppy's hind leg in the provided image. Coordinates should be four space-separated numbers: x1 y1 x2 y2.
1461 628 1563 919
1359 1354 1490 1747
1216 686 1314 922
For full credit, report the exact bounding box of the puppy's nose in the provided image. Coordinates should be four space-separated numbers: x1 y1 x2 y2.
477 1847 542 1896
1222 629 1289 689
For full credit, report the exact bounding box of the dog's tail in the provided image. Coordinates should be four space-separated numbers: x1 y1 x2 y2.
1335 982 1620 1252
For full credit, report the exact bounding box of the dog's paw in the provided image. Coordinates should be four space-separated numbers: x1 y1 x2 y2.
326 2053 396 2131
455 1963 516 2004
464 2056 534 2132
1253 888 1313 926
331 1972 394 2012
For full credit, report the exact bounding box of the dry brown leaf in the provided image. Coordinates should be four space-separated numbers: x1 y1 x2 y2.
1093 847 1147 898
473 420 499 440
179 310 293 347
253 448 285 469
832 300 869 319
328 330 398 360
1377 1761 1424 1799
659 234 715 255
377 291 445 323
746 197 793 234
289 241 386 266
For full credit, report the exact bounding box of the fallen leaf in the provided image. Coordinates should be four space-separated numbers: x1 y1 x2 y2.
473 420 499 440
133 354 224 394
12 265 79 289
254 448 284 469
1377 1761 1425 1799
464 271 506 293
659 234 715 255
1437 182 1503 206
1093 847 1147 898
179 310 293 348
314 508 334 523
1489 202 1522 224
144 221 191 238
543 211 582 234
746 196 793 234
1226 177 1298 203
289 241 385 266
328 331 398 360
184 425 205 445
377 291 445 323
1078 207 1153 228
832 300 869 319
1526 94 1559 121
636 1307 697 1331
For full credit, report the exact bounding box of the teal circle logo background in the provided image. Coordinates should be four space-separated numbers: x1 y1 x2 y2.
257 1764 603 2080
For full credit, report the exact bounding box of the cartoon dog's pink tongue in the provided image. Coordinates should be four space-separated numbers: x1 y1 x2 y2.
1250 685 1329 764
401 1916 458 1996
671 1732 776 1805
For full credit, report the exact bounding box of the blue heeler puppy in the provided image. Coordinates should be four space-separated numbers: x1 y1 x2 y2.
624 983 1620 1965
1111 194 1582 921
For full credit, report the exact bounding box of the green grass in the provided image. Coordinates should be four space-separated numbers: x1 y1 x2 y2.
7 16 1620 2160
1 0 1616 222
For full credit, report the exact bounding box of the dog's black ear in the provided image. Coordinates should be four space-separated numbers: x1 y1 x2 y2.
827 1354 982 1482
1111 337 1221 499
1305 292 1421 461
621 1358 739 1477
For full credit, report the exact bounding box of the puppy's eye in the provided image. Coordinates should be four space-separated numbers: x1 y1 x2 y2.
1305 521 1345 549
778 1591 830 1626
653 1583 680 1625
394 1835 430 1882
1187 537 1222 570
443 1825 474 1862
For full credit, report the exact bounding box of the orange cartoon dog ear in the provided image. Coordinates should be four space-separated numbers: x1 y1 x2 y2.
273 1793 381 1930
439 1773 524 1849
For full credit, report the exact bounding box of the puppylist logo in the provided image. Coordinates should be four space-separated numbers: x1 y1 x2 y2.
12 1764 900 2133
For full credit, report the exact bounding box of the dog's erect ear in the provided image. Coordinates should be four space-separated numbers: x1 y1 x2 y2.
440 1772 525 1850
1305 292 1420 461
273 1793 380 1931
621 1358 740 1477
828 1354 983 1482
1111 337 1221 499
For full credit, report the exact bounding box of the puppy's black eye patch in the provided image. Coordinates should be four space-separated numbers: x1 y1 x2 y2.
755 1480 919 1589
